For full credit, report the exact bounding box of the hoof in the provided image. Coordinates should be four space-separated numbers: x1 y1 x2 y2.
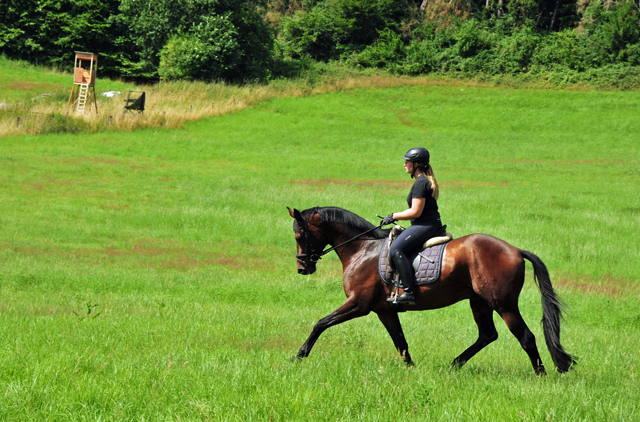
535 366 547 376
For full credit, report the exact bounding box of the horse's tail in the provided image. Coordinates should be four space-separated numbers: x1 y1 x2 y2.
520 249 576 373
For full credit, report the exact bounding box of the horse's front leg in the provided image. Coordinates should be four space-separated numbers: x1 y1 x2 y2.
376 311 413 366
296 296 369 359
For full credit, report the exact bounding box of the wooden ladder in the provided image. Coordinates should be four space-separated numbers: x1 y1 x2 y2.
76 83 89 113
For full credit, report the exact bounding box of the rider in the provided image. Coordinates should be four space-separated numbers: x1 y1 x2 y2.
381 147 442 304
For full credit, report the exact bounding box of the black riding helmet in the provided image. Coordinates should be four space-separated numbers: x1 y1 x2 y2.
402 147 430 166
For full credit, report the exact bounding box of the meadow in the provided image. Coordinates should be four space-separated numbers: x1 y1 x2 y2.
1 80 639 421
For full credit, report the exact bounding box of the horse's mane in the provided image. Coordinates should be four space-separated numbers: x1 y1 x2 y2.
301 206 390 239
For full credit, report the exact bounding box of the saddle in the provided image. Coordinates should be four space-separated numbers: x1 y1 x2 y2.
378 225 453 286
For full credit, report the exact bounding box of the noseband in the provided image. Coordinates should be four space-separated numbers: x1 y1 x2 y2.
295 215 384 271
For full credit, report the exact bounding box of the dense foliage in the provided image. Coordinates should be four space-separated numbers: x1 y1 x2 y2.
0 0 273 82
1 0 639 84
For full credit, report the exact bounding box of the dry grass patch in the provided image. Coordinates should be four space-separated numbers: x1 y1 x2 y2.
0 74 511 137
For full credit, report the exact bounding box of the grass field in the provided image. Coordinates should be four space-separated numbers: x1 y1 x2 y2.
1 80 640 420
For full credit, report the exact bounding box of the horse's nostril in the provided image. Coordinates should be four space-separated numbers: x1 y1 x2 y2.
298 269 305 274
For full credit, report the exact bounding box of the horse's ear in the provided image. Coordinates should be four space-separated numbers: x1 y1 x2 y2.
287 207 304 222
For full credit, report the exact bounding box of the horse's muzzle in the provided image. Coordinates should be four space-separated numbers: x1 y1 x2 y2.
298 265 316 275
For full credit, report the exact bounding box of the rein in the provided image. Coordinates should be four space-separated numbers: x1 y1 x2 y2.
296 218 384 266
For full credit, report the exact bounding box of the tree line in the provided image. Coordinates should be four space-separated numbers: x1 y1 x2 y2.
1 0 639 84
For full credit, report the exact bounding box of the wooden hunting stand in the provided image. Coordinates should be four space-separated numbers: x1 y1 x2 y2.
66 51 98 115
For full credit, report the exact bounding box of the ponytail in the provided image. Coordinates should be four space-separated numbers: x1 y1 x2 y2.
426 164 439 200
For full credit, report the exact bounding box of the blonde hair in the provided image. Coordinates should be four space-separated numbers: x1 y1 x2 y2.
425 164 439 200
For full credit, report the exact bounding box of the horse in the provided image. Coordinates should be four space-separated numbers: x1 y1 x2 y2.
288 206 576 375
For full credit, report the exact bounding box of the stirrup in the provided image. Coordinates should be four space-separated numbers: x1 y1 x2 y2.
394 292 415 304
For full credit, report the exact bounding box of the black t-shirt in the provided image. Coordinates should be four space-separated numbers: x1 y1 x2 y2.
407 175 440 225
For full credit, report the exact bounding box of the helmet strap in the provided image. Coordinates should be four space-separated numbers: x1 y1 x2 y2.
410 162 424 179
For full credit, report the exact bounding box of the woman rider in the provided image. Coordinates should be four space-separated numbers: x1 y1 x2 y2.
381 147 442 304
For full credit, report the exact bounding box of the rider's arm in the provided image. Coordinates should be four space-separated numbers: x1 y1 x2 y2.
392 198 425 221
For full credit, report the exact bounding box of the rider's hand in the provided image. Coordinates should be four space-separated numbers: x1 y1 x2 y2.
381 213 396 226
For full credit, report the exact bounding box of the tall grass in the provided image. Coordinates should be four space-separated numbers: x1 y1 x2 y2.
0 56 429 136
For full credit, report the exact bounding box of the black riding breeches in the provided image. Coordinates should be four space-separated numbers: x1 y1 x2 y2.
388 222 442 289
388 222 442 259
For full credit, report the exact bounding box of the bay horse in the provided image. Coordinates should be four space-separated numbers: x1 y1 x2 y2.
288 206 575 375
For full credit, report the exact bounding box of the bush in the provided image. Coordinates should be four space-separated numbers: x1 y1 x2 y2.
280 0 410 61
158 14 241 81
578 0 640 66
114 0 274 81
346 28 405 68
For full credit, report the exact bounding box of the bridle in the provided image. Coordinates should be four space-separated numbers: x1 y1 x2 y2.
295 214 384 270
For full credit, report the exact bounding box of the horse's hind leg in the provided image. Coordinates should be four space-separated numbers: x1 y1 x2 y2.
451 298 498 370
498 308 546 375
376 312 413 366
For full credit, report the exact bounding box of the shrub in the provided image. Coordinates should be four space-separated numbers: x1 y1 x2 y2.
346 28 405 68
158 14 241 82
280 0 410 61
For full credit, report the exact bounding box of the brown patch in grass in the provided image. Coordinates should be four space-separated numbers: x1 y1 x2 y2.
398 110 414 127
14 238 270 271
102 204 129 210
46 178 85 185
511 159 627 166
441 180 510 188
553 272 639 297
555 280 620 296
213 257 242 268
26 182 44 190
8 81 62 92
397 110 429 132
290 179 409 191
559 160 626 165
159 255 268 271
82 157 126 164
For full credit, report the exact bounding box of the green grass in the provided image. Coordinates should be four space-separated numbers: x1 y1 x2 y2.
0 56 134 103
1 83 639 421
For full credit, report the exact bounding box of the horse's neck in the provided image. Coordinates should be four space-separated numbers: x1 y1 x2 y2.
321 222 382 261
321 223 362 247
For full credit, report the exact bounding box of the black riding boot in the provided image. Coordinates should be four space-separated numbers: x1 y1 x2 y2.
389 250 416 304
